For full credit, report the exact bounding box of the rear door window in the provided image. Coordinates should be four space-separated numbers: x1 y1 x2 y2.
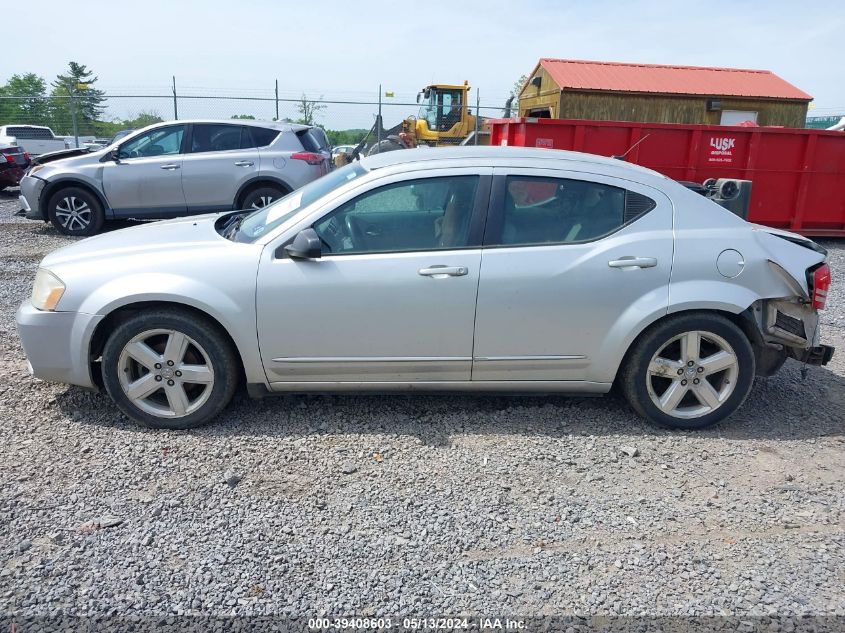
486 175 655 246
190 123 242 153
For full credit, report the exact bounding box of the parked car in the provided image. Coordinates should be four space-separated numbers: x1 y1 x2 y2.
332 144 357 159
16 147 833 430
82 137 113 151
0 125 72 156
0 143 32 189
18 119 332 236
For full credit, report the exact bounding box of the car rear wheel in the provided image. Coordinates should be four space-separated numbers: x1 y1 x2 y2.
101 309 239 429
621 313 755 429
242 186 284 211
47 187 105 236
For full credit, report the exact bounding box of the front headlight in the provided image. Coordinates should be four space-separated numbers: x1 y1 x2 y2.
28 164 45 176
31 268 66 311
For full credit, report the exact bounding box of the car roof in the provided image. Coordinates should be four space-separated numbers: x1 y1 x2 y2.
360 145 666 178
154 119 310 131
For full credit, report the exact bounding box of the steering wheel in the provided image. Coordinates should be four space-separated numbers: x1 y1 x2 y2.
315 216 347 253
344 214 367 250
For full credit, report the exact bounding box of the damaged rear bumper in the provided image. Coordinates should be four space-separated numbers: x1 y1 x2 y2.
793 344 835 366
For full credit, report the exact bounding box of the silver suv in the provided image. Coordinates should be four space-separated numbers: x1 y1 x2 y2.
18 120 331 236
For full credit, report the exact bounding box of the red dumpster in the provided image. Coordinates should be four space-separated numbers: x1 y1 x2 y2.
488 118 845 237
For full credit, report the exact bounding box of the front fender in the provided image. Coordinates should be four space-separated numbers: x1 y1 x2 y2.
75 272 265 385
41 176 109 216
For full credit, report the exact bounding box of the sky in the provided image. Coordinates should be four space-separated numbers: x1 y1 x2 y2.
4 0 845 129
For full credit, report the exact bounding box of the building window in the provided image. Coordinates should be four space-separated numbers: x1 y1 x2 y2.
720 110 758 126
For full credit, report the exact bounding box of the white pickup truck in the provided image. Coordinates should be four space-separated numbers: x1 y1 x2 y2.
0 125 72 156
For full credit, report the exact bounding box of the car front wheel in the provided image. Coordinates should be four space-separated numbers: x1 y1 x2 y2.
47 186 105 236
621 313 755 429
101 309 239 429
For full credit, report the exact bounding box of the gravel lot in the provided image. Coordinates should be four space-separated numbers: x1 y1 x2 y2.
0 190 843 628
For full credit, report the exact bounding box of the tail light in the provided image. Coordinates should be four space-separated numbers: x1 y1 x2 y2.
291 151 325 166
810 263 831 310
23 152 30 161
4 154 15 164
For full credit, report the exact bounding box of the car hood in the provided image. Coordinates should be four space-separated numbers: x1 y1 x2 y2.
31 147 94 166
41 213 234 269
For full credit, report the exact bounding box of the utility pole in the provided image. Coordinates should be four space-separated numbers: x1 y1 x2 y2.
475 89 480 145
377 84 382 150
69 89 79 149
275 79 280 121
172 76 178 120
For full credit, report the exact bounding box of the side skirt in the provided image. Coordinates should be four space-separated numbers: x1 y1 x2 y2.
254 380 612 397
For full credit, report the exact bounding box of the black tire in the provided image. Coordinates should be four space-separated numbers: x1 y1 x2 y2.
101 308 239 429
241 186 285 211
367 140 404 155
47 186 105 236
620 313 755 430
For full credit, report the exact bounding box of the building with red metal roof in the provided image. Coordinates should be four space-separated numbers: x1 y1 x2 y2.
517 58 812 128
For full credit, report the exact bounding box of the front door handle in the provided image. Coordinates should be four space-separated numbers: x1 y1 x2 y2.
608 256 658 269
418 265 469 278
160 163 180 170
234 160 254 167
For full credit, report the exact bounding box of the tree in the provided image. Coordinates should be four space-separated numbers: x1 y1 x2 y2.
0 73 50 125
50 62 106 135
296 93 326 126
512 74 528 97
91 110 164 138
128 111 164 128
325 128 368 146
231 114 256 120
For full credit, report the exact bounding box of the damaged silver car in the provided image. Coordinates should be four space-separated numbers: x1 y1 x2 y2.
16 147 834 430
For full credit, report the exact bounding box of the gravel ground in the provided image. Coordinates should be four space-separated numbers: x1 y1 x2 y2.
0 190 843 628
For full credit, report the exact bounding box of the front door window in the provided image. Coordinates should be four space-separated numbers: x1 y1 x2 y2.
312 176 479 254
118 126 185 159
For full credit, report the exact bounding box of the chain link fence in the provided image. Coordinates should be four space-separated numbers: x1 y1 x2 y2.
0 83 516 149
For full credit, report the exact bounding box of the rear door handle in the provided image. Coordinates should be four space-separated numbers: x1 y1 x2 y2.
418 265 469 278
608 256 658 269
160 163 180 170
234 160 254 167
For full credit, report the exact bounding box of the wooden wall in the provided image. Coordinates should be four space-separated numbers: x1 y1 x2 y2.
555 91 808 127
517 72 809 127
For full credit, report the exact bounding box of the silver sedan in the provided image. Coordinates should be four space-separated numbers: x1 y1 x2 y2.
16 147 834 430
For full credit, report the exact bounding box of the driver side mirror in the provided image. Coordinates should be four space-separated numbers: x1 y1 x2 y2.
284 228 322 260
109 148 122 162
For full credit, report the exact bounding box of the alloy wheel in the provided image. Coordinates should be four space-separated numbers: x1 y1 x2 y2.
54 196 91 232
117 329 215 418
249 195 275 210
645 330 739 420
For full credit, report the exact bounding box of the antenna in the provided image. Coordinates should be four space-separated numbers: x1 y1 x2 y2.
612 133 650 161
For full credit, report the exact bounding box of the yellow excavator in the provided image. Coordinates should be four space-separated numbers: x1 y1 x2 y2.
407 81 479 146
340 82 514 161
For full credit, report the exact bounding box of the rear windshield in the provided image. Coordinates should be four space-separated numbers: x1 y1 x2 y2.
236 162 367 241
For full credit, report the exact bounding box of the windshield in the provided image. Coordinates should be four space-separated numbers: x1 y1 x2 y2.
236 162 367 242
418 89 462 131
